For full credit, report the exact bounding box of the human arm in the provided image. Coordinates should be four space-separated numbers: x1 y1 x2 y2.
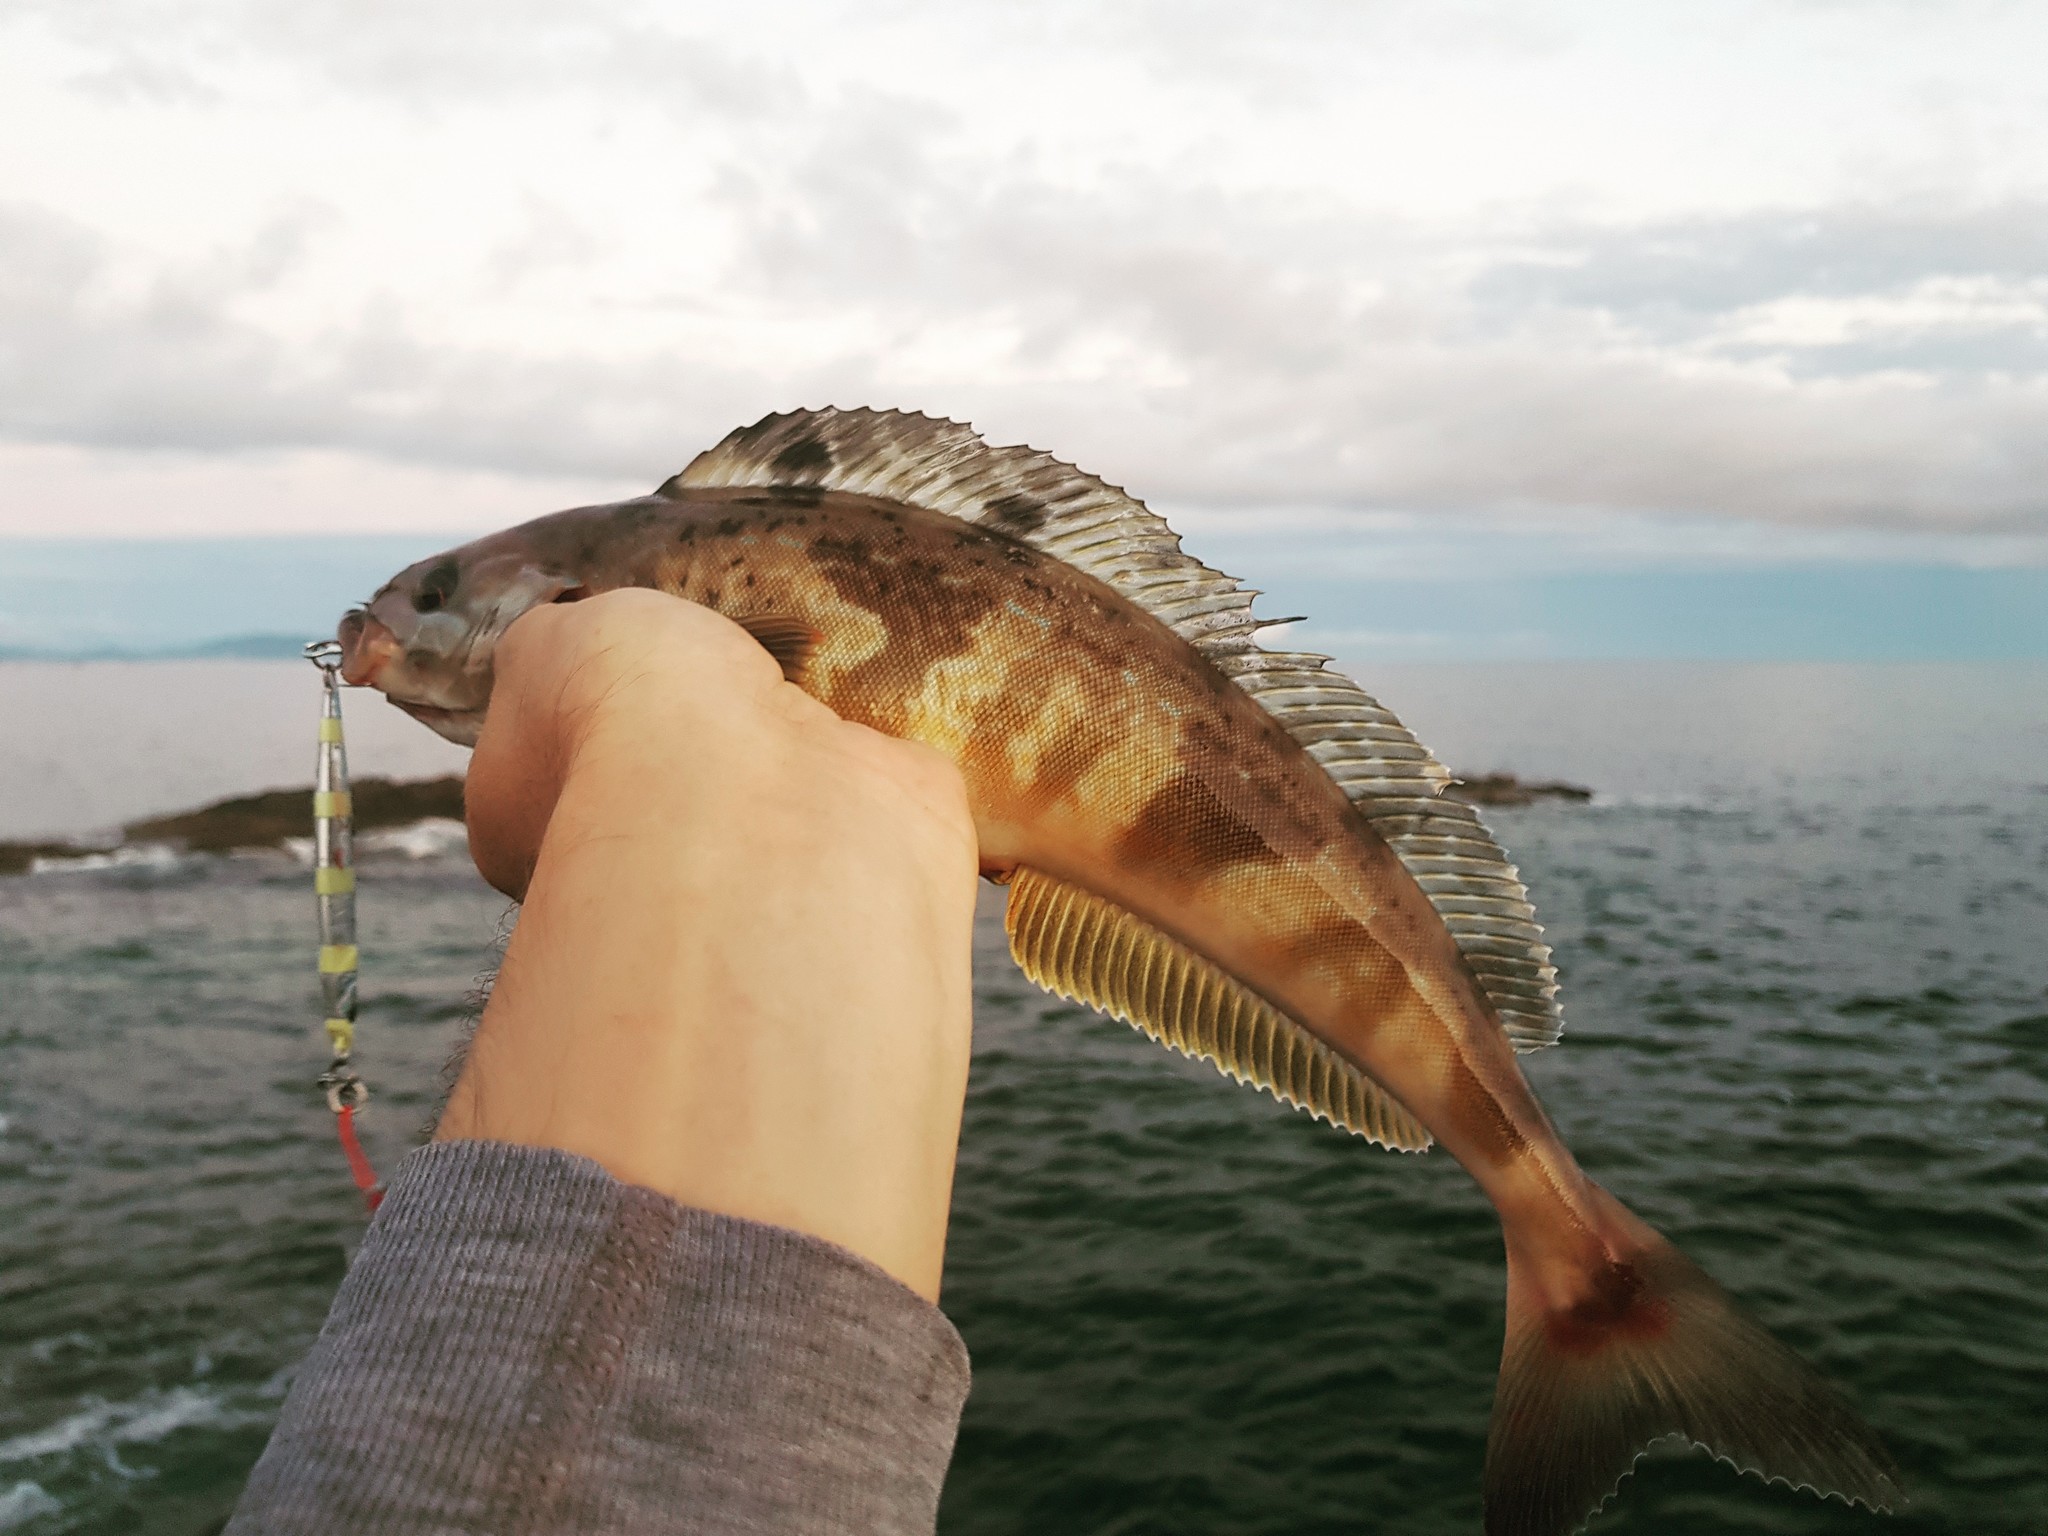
227 591 979 1535
444 587 979 1300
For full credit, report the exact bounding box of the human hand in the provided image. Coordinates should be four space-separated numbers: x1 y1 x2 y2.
439 589 979 1300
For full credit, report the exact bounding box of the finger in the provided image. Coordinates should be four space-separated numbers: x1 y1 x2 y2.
465 607 579 899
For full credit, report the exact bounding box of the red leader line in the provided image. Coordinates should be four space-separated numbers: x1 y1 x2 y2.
335 1104 386 1213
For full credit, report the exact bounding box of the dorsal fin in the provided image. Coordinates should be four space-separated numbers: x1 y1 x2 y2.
1004 866 1433 1151
669 407 1563 1050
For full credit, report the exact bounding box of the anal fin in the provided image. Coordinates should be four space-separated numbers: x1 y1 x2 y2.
1004 866 1432 1152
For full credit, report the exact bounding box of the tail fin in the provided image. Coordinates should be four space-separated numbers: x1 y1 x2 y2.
1486 1206 1902 1536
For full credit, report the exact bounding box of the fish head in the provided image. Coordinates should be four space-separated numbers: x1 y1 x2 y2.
338 521 597 746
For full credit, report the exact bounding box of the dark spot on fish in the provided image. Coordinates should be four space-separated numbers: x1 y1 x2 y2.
727 555 744 569
808 529 1004 708
413 557 460 614
715 517 744 537
1000 543 1032 567
1545 1259 1669 1356
772 436 833 478
1011 721 1118 815
1292 915 1364 962
676 526 697 544
770 484 824 508
1117 772 1276 874
811 532 869 566
984 493 1047 536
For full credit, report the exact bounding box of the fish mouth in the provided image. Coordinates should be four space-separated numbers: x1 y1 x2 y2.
339 608 401 688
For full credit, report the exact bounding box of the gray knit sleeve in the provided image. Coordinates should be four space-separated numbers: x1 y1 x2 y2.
226 1140 971 1535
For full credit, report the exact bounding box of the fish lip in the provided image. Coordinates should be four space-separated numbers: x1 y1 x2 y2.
339 609 401 688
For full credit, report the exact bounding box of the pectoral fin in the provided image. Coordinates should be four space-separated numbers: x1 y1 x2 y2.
733 614 822 683
1004 866 1432 1152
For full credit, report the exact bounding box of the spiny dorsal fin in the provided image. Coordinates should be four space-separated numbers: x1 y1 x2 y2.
1004 866 1433 1151
670 407 1562 1051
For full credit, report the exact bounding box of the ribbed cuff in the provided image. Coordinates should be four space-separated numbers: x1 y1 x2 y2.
227 1140 970 1535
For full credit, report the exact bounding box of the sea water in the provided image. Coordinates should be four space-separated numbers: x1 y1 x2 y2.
1 661 2043 1535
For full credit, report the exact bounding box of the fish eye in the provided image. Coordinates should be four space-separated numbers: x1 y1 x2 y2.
413 558 460 614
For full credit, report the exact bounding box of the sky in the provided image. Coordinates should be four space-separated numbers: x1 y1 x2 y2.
3 0 2047 657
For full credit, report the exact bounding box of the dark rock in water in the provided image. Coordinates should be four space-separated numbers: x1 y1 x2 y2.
124 776 466 851
0 776 467 874
0 840 94 877
1445 772 1593 807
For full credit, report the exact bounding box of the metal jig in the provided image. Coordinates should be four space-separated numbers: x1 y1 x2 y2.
305 640 382 1211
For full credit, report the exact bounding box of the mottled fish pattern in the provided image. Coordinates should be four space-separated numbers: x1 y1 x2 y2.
338 409 1900 1536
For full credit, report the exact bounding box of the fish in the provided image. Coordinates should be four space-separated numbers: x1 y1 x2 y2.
337 408 1901 1535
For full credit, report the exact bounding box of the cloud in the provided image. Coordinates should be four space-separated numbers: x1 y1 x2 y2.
4 1 2048 541
4 0 807 112
9 168 2048 540
0 201 783 484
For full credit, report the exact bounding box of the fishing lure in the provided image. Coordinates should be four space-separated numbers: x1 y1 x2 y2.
304 640 382 1212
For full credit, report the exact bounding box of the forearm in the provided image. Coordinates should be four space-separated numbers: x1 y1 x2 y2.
227 1141 971 1536
444 595 978 1301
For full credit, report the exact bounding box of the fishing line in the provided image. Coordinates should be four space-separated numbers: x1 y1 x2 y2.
304 641 384 1214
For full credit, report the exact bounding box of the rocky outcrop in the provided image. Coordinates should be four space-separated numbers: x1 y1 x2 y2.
1444 772 1593 807
1 776 465 874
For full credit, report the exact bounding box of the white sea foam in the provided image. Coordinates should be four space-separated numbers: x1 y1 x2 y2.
0 1402 121 1463
111 1388 227 1446
0 1387 241 1466
280 819 468 865
0 1483 61 1531
359 817 469 861
33 817 466 876
28 843 190 877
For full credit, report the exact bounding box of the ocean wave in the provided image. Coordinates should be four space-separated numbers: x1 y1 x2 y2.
0 1386 246 1467
360 818 469 860
27 843 190 877
282 817 469 864
1577 791 1726 812
0 1483 60 1532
